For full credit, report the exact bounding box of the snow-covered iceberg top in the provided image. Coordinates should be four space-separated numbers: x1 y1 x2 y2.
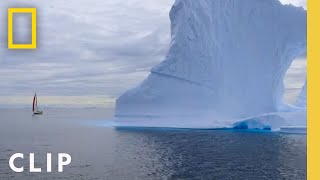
114 0 306 129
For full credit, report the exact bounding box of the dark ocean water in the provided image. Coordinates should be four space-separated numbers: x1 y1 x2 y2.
0 108 306 180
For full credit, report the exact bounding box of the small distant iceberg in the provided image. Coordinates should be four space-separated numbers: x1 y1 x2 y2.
280 126 306 134
114 0 306 130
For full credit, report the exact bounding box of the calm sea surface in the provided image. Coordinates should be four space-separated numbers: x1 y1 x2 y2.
0 108 306 180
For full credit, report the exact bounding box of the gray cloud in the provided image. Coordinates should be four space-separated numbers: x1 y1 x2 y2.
0 0 173 100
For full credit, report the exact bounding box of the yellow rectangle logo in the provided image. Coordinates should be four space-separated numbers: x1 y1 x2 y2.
8 8 37 49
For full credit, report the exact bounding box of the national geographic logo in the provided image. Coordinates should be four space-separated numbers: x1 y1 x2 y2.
8 8 37 49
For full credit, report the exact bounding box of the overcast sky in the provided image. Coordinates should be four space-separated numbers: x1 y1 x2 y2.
0 0 306 107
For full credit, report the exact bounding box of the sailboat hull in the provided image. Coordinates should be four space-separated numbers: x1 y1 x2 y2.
33 111 43 115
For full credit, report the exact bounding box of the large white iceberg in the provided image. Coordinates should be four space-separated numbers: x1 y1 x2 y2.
114 0 306 129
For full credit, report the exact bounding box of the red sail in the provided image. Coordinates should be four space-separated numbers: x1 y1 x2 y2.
32 94 36 112
35 94 37 110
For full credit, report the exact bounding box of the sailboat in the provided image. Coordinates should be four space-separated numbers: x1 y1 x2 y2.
32 93 43 115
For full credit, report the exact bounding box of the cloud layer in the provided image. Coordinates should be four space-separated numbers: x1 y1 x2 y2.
0 0 173 98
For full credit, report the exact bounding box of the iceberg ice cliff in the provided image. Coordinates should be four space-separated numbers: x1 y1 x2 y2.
114 0 306 129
